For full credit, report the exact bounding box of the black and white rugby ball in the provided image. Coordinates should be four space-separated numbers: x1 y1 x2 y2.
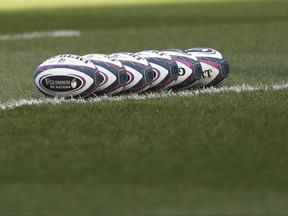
34 54 97 98
160 50 203 90
83 54 130 96
109 53 155 93
185 48 229 87
135 50 179 91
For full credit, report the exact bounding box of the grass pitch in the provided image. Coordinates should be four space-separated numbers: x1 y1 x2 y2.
0 0 288 215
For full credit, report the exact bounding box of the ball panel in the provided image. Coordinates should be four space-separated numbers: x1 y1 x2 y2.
185 48 229 87
136 51 179 91
34 66 96 98
40 54 96 69
121 65 147 93
185 48 224 59
161 51 203 90
110 54 155 93
34 55 97 98
85 56 129 96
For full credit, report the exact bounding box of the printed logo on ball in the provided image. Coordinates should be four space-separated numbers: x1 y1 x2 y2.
35 67 94 97
40 75 83 92
199 62 219 85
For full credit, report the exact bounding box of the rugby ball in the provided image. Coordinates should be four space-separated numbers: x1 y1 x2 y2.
185 48 230 87
160 50 203 90
83 54 129 95
109 53 155 93
34 54 97 98
135 50 179 91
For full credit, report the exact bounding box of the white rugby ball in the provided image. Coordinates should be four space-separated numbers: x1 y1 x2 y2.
109 53 155 93
136 50 179 90
160 50 203 90
83 54 130 95
34 54 97 98
185 48 230 87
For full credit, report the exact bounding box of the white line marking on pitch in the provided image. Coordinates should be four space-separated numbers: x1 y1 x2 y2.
0 30 81 41
0 82 288 111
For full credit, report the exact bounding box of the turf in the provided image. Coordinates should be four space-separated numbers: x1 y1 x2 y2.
1 91 288 215
0 0 288 215
2 0 284 10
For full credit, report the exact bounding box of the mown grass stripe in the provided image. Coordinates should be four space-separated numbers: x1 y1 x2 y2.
0 30 81 40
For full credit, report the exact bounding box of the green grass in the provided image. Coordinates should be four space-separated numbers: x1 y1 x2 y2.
2 0 282 10
1 91 288 215
0 1 288 33
0 0 288 215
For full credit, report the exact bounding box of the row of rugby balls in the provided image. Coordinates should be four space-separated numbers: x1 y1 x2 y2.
34 48 229 98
